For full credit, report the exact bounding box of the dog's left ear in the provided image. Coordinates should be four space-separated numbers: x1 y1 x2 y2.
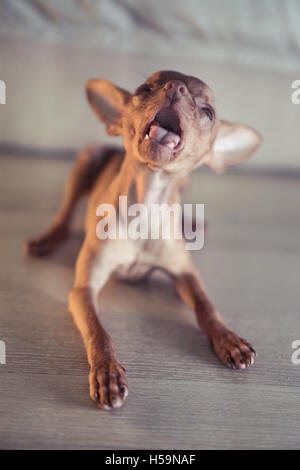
86 79 131 136
204 120 262 173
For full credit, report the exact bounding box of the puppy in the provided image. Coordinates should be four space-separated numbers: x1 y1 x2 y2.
25 70 262 410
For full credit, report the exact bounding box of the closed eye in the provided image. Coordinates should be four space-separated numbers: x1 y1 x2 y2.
201 106 214 121
135 84 153 95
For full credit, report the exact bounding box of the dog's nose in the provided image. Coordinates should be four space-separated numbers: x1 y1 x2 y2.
164 80 188 101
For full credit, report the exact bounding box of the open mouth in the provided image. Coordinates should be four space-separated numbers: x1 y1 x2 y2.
144 107 181 150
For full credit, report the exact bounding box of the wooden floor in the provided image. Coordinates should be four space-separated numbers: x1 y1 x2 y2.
1 155 300 449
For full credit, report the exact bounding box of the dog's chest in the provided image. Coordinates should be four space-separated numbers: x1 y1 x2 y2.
114 260 152 281
113 238 163 281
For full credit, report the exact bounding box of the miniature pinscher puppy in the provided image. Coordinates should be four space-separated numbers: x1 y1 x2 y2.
25 70 262 410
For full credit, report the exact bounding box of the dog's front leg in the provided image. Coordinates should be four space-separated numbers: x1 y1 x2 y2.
173 271 256 369
68 240 128 410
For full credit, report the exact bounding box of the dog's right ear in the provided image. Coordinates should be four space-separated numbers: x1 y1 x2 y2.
86 79 131 136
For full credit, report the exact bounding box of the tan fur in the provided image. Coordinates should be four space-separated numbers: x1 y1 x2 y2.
25 70 262 410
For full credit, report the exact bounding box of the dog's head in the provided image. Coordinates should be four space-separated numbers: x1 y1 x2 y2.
86 70 262 173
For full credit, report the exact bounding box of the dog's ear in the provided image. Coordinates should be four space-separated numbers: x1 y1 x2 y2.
86 79 131 136
204 120 262 173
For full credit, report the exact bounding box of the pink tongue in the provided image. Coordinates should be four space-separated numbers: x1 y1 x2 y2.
161 131 180 149
148 124 180 149
149 124 168 142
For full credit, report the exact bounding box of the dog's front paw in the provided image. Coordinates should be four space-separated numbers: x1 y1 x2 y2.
24 225 69 256
89 360 128 410
211 330 256 370
24 236 53 256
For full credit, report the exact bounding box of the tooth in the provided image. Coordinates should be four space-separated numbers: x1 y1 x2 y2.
166 141 175 149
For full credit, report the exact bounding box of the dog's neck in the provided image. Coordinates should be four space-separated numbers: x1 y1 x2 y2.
117 153 186 209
